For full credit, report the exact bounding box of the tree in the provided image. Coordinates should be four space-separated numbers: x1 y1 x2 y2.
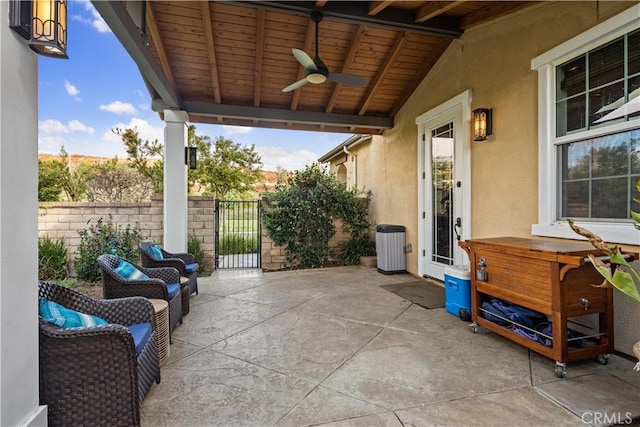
262 163 371 268
114 127 164 194
115 124 262 199
87 159 154 202
38 159 65 201
190 129 263 199
39 147 95 201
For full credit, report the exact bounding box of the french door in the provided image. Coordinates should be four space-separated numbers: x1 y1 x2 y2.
417 91 472 280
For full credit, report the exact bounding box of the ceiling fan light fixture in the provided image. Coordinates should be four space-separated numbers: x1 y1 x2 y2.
307 73 327 84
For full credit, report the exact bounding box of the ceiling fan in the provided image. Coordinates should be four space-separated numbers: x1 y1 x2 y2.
282 11 368 93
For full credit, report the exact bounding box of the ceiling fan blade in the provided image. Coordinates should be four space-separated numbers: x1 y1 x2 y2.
292 48 317 71
327 73 368 87
282 78 309 93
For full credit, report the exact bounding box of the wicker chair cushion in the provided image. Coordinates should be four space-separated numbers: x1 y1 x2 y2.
127 322 153 354
167 283 180 299
39 299 107 328
185 263 199 274
149 245 164 260
115 259 149 280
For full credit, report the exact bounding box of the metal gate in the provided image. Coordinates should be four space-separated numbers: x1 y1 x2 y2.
214 199 261 269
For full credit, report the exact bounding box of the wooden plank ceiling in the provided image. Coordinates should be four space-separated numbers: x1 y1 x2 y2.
93 1 539 135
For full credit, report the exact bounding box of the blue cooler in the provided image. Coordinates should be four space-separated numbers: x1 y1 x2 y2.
444 265 471 320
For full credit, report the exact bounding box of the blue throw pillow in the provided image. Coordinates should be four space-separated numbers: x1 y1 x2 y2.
114 259 149 281
149 245 164 260
40 299 107 328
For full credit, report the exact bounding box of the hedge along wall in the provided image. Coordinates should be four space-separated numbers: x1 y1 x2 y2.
38 196 215 277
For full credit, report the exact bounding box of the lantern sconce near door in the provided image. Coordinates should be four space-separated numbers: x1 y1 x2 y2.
10 0 68 59
472 108 492 141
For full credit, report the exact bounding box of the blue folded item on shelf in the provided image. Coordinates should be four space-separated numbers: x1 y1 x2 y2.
481 296 547 328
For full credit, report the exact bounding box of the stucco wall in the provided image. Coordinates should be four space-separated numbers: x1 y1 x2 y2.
352 2 640 355
38 196 216 275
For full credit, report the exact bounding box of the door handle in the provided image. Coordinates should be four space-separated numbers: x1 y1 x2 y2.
454 217 461 241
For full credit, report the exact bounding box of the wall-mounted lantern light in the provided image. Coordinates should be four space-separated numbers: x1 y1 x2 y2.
185 146 197 170
10 0 68 59
472 108 492 141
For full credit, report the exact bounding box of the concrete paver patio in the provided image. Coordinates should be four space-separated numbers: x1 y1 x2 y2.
141 266 640 427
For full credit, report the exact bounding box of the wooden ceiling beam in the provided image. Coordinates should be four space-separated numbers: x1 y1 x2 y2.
358 31 408 116
390 37 453 116
415 1 467 24
325 24 367 114
145 3 176 89
201 1 222 105
235 1 462 37
175 101 394 130
368 1 395 16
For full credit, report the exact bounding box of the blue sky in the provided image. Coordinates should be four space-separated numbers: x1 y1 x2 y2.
37 1 352 171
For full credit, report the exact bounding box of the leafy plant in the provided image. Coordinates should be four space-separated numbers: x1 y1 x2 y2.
75 216 144 282
263 163 371 268
187 235 205 275
337 229 376 266
38 236 68 280
219 233 258 255
568 179 640 303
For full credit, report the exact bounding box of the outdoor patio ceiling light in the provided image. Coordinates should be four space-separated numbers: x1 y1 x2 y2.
306 72 327 84
10 0 68 59
473 108 492 141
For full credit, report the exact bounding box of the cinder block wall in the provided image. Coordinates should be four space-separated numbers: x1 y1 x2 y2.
38 196 215 276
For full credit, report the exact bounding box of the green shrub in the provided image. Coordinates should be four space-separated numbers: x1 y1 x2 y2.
263 163 371 268
39 236 68 280
219 233 258 255
187 235 205 275
337 230 376 266
75 216 144 282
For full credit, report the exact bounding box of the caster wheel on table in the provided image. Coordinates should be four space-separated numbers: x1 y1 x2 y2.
596 354 610 365
458 308 470 321
469 322 479 333
554 362 566 378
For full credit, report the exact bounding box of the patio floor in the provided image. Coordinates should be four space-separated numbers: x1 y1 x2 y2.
141 266 640 427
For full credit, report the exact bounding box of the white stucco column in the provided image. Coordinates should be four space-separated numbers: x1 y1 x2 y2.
163 109 189 252
0 2 47 425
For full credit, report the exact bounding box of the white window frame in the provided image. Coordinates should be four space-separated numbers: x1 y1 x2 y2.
530 4 640 245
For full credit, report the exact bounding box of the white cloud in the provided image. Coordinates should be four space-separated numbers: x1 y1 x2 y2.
100 101 138 115
64 80 79 97
257 146 319 172
103 118 164 146
38 119 96 155
71 1 111 33
222 125 253 135
68 120 94 134
39 119 94 135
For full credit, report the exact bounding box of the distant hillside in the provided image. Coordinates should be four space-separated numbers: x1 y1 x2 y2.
38 153 126 164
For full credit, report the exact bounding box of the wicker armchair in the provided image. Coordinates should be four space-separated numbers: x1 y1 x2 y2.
139 241 199 295
97 254 182 333
38 281 160 427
